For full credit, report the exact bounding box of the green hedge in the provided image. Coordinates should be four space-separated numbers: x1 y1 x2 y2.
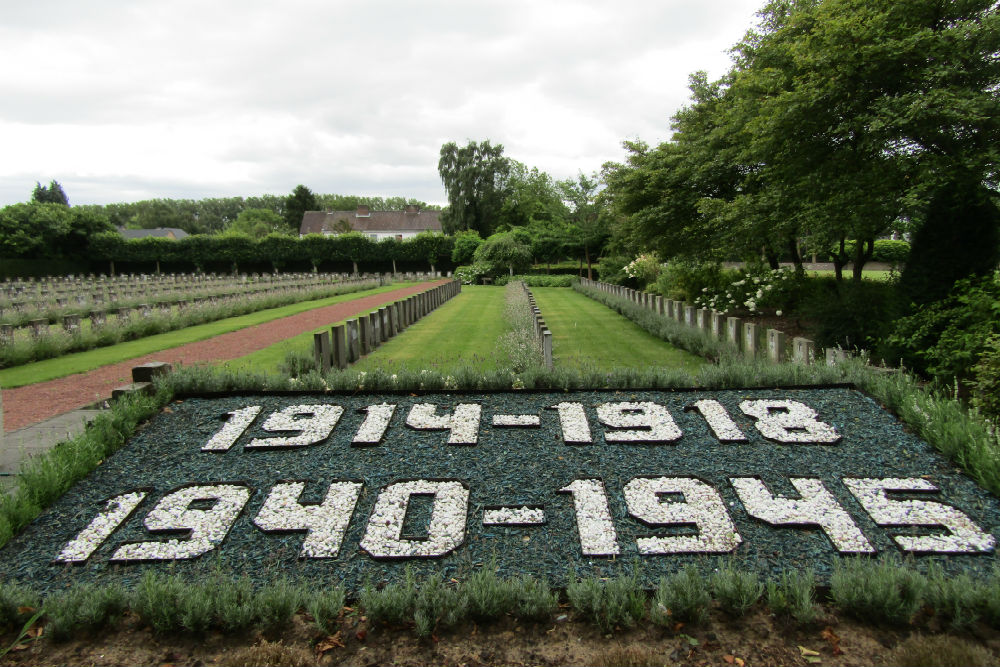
826 239 910 264
86 232 456 275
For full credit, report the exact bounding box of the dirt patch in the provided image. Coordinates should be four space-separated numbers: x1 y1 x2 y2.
3 606 998 667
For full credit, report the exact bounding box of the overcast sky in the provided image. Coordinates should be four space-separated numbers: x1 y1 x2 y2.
0 0 763 208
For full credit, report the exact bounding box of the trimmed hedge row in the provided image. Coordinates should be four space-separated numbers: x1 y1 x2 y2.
87 232 456 275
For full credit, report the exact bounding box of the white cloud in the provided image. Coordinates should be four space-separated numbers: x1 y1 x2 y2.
0 0 762 207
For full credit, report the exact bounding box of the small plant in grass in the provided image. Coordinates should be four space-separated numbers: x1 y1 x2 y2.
567 573 646 633
709 561 764 616
44 582 128 640
360 569 418 626
132 571 188 634
413 573 469 639
305 587 345 635
766 568 818 624
512 575 559 621
651 566 711 625
978 564 1000 627
253 578 306 633
0 582 39 630
211 575 258 632
828 557 926 626
926 563 981 630
465 563 517 620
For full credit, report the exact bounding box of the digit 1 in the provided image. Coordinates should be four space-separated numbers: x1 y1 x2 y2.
559 479 620 556
550 402 592 444
202 406 262 451
54 491 148 563
687 400 747 442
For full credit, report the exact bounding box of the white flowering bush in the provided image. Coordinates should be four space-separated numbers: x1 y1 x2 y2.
694 265 797 315
623 253 662 288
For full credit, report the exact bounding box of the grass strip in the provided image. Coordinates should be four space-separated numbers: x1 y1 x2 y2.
346 285 508 374
0 283 416 388
531 287 706 372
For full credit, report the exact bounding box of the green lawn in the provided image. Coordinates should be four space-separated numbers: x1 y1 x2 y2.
806 269 893 281
531 287 707 372
346 286 508 373
0 283 418 388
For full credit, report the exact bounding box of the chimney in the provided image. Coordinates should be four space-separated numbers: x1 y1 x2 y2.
405 204 419 214
356 205 370 217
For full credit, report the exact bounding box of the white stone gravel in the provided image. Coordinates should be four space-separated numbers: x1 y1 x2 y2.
731 477 874 553
739 399 840 443
55 491 148 563
352 403 396 445
551 402 592 444
359 480 469 558
689 399 748 442
844 477 996 553
560 479 620 556
253 481 362 558
491 414 541 427
406 403 482 445
597 401 682 443
246 404 344 449
111 484 250 561
623 477 741 553
201 406 262 451
483 506 546 525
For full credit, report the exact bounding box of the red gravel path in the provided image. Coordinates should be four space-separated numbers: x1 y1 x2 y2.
2 281 447 433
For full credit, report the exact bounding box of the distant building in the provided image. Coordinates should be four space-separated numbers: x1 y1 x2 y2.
299 205 442 241
118 227 190 240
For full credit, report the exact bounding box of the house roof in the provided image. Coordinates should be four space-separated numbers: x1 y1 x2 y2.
118 227 190 239
300 207 442 236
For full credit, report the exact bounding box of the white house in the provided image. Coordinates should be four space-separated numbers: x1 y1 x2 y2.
299 205 442 240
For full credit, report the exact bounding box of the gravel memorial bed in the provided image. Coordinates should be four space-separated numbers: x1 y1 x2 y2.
3 386 998 593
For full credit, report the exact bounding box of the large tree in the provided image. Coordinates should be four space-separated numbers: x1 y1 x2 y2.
284 184 318 233
31 180 69 206
437 140 511 236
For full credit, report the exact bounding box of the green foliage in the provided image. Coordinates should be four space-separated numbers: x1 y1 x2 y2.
900 179 1000 308
887 274 1000 384
472 232 533 278
465 565 517 620
926 564 981 630
566 573 645 633
511 575 558 621
413 574 469 638
254 579 306 633
829 239 910 265
31 180 69 206
651 566 711 625
828 558 926 626
802 278 901 351
225 208 287 240
438 140 511 236
451 230 483 264
0 583 38 631
654 259 731 302
623 253 662 290
970 334 1000 420
766 569 818 623
284 184 318 233
305 587 345 635
44 583 128 640
496 274 575 287
360 569 418 626
709 562 764 616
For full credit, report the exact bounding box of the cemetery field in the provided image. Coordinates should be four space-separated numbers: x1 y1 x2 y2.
0 282 418 389
531 287 706 372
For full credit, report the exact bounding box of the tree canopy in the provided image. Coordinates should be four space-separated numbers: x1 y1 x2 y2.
31 180 69 206
438 140 512 236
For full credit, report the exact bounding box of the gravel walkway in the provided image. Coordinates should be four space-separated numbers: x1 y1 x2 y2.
2 281 446 432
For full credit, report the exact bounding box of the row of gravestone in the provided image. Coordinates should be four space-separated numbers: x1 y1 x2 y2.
312 280 462 372
0 272 362 304
0 278 384 344
579 278 852 365
517 281 553 370
0 272 443 314
0 277 385 329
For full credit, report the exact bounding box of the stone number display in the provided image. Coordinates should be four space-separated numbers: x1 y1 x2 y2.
55 475 994 564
